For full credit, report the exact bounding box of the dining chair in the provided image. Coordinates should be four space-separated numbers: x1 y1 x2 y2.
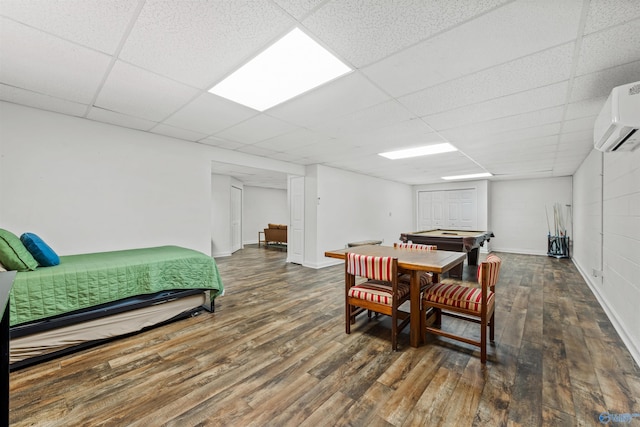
345 253 409 350
393 242 437 290
421 254 502 363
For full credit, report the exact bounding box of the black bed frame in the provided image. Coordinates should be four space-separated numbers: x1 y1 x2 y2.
10 289 214 371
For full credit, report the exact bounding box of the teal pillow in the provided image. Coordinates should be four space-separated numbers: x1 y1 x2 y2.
0 228 39 271
20 232 60 267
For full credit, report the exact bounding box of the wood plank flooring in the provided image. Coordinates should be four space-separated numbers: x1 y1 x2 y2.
9 247 640 426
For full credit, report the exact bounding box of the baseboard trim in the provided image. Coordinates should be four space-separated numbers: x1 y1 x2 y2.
305 258 342 269
490 247 548 256
573 258 640 369
212 251 232 258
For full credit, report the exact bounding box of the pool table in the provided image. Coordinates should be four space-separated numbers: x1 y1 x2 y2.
399 229 494 278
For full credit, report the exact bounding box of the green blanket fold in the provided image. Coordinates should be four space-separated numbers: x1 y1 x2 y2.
9 245 224 326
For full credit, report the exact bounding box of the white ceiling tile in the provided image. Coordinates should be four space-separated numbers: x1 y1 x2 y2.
119 0 294 88
95 61 199 122
310 100 414 138
584 0 640 34
559 129 593 145
267 151 306 163
575 19 640 76
337 119 444 152
561 116 597 134
236 145 279 157
86 107 157 131
564 97 608 120
267 72 390 127
0 84 87 117
448 124 562 153
303 0 510 67
285 140 349 159
150 124 209 142
0 18 111 103
214 114 299 144
271 0 327 20
252 128 332 152
200 137 247 151
440 106 564 142
424 82 569 131
570 60 640 102
363 0 583 97
0 0 138 54
399 43 574 117
163 92 257 135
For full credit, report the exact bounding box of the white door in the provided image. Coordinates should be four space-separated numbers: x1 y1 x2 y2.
417 191 433 230
230 186 242 253
288 176 304 265
459 189 477 229
432 191 445 227
446 190 461 228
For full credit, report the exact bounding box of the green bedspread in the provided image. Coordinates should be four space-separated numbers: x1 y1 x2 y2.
9 245 224 326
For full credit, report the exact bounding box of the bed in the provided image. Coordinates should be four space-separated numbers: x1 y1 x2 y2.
8 245 224 369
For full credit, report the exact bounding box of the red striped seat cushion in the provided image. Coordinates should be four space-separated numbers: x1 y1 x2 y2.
348 281 410 306
422 282 495 313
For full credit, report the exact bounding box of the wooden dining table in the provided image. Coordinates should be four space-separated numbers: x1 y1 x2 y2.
324 245 466 348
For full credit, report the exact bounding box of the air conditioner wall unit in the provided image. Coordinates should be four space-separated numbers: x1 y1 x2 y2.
593 81 640 152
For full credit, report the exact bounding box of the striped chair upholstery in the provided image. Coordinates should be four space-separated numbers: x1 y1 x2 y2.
345 253 410 350
395 243 437 251
421 254 502 363
394 242 437 289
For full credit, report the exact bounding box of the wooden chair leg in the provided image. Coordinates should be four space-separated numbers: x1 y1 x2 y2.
391 309 398 351
345 304 351 334
480 317 487 364
489 312 495 342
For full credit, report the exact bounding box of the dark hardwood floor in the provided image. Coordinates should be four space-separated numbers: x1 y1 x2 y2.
9 246 640 426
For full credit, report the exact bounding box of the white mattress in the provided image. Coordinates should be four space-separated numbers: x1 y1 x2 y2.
11 293 205 364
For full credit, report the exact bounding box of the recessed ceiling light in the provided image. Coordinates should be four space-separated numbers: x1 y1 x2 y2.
379 143 457 160
208 28 352 111
442 172 493 180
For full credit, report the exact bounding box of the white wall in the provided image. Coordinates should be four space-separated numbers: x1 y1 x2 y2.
243 186 287 244
490 177 572 255
573 147 640 366
211 174 231 257
309 164 414 268
0 102 304 256
601 148 640 363
1 102 212 255
573 150 603 282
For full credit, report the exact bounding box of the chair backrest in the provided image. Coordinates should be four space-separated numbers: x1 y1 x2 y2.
394 242 437 251
477 254 501 288
346 253 396 281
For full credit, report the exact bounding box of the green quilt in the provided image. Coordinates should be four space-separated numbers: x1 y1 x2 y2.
9 245 224 326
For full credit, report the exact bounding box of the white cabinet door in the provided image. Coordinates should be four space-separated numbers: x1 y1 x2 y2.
418 191 433 230
432 191 445 227
417 189 477 230
459 189 477 229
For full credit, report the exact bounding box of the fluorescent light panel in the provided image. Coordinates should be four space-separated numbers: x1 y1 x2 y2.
442 172 492 180
209 28 351 111
379 143 457 160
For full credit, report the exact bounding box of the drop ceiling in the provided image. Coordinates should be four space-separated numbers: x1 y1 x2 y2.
1 0 639 189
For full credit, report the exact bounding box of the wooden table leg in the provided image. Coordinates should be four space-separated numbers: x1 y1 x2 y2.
409 270 422 347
